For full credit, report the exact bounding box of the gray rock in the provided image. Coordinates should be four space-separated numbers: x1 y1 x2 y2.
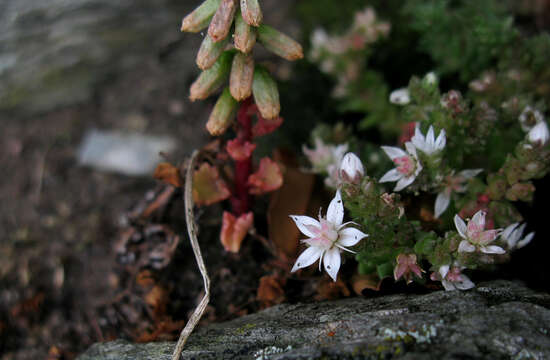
77 280 550 360
0 0 200 114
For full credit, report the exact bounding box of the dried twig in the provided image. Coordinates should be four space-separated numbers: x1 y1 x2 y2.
172 150 211 360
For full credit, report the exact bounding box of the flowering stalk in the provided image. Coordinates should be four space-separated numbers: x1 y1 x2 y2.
231 99 254 215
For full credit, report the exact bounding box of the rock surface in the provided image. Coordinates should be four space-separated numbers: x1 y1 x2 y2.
0 0 200 114
78 280 550 360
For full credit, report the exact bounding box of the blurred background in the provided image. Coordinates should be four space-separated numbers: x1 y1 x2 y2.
1 0 549 359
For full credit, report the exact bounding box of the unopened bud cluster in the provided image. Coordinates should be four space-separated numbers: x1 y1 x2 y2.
182 0 303 135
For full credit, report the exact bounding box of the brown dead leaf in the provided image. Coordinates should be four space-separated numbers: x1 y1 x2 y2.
154 162 183 187
145 285 168 319
315 278 351 301
257 274 287 308
267 151 315 258
351 274 383 295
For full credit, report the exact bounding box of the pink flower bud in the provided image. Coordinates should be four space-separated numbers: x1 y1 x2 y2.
339 152 364 184
527 121 549 145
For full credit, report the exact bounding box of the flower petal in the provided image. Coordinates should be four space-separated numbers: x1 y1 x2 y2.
379 168 401 183
441 280 456 291
467 210 486 237
439 264 450 279
435 129 446 149
517 232 535 249
381 146 407 160
480 245 505 254
454 214 467 238
404 141 418 158
323 248 341 282
458 169 483 180
291 246 323 272
501 222 519 242
455 275 475 290
326 190 344 226
394 175 415 192
476 229 500 245
338 227 368 247
434 191 451 218
289 215 320 238
426 126 435 147
458 240 476 253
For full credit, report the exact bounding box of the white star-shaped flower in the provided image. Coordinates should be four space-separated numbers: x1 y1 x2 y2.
410 123 446 155
379 142 422 191
501 222 534 251
454 210 504 254
434 169 483 218
431 263 475 291
290 190 368 281
303 137 348 175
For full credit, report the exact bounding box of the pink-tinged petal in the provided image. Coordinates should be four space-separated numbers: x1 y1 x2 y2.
379 168 401 183
455 275 475 290
248 157 284 195
476 229 500 245
326 190 344 226
291 246 323 272
441 280 456 291
480 245 505 254
454 214 467 239
381 146 407 160
410 264 423 278
517 232 535 249
323 248 341 282
394 176 415 192
458 240 476 253
458 169 482 179
289 215 320 238
393 263 407 281
434 191 451 218
467 210 486 237
439 264 450 279
220 212 254 253
338 227 367 247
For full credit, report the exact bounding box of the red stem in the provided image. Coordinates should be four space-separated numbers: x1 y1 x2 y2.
231 99 254 215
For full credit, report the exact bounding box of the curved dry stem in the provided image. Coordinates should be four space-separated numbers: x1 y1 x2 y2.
172 150 211 360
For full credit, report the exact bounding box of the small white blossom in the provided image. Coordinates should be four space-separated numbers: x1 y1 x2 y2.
380 142 422 191
339 152 365 184
519 106 544 132
389 88 410 105
454 210 504 254
424 72 438 86
303 137 348 174
500 222 534 250
411 123 446 155
527 121 549 146
431 263 475 291
290 190 368 281
434 169 483 218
